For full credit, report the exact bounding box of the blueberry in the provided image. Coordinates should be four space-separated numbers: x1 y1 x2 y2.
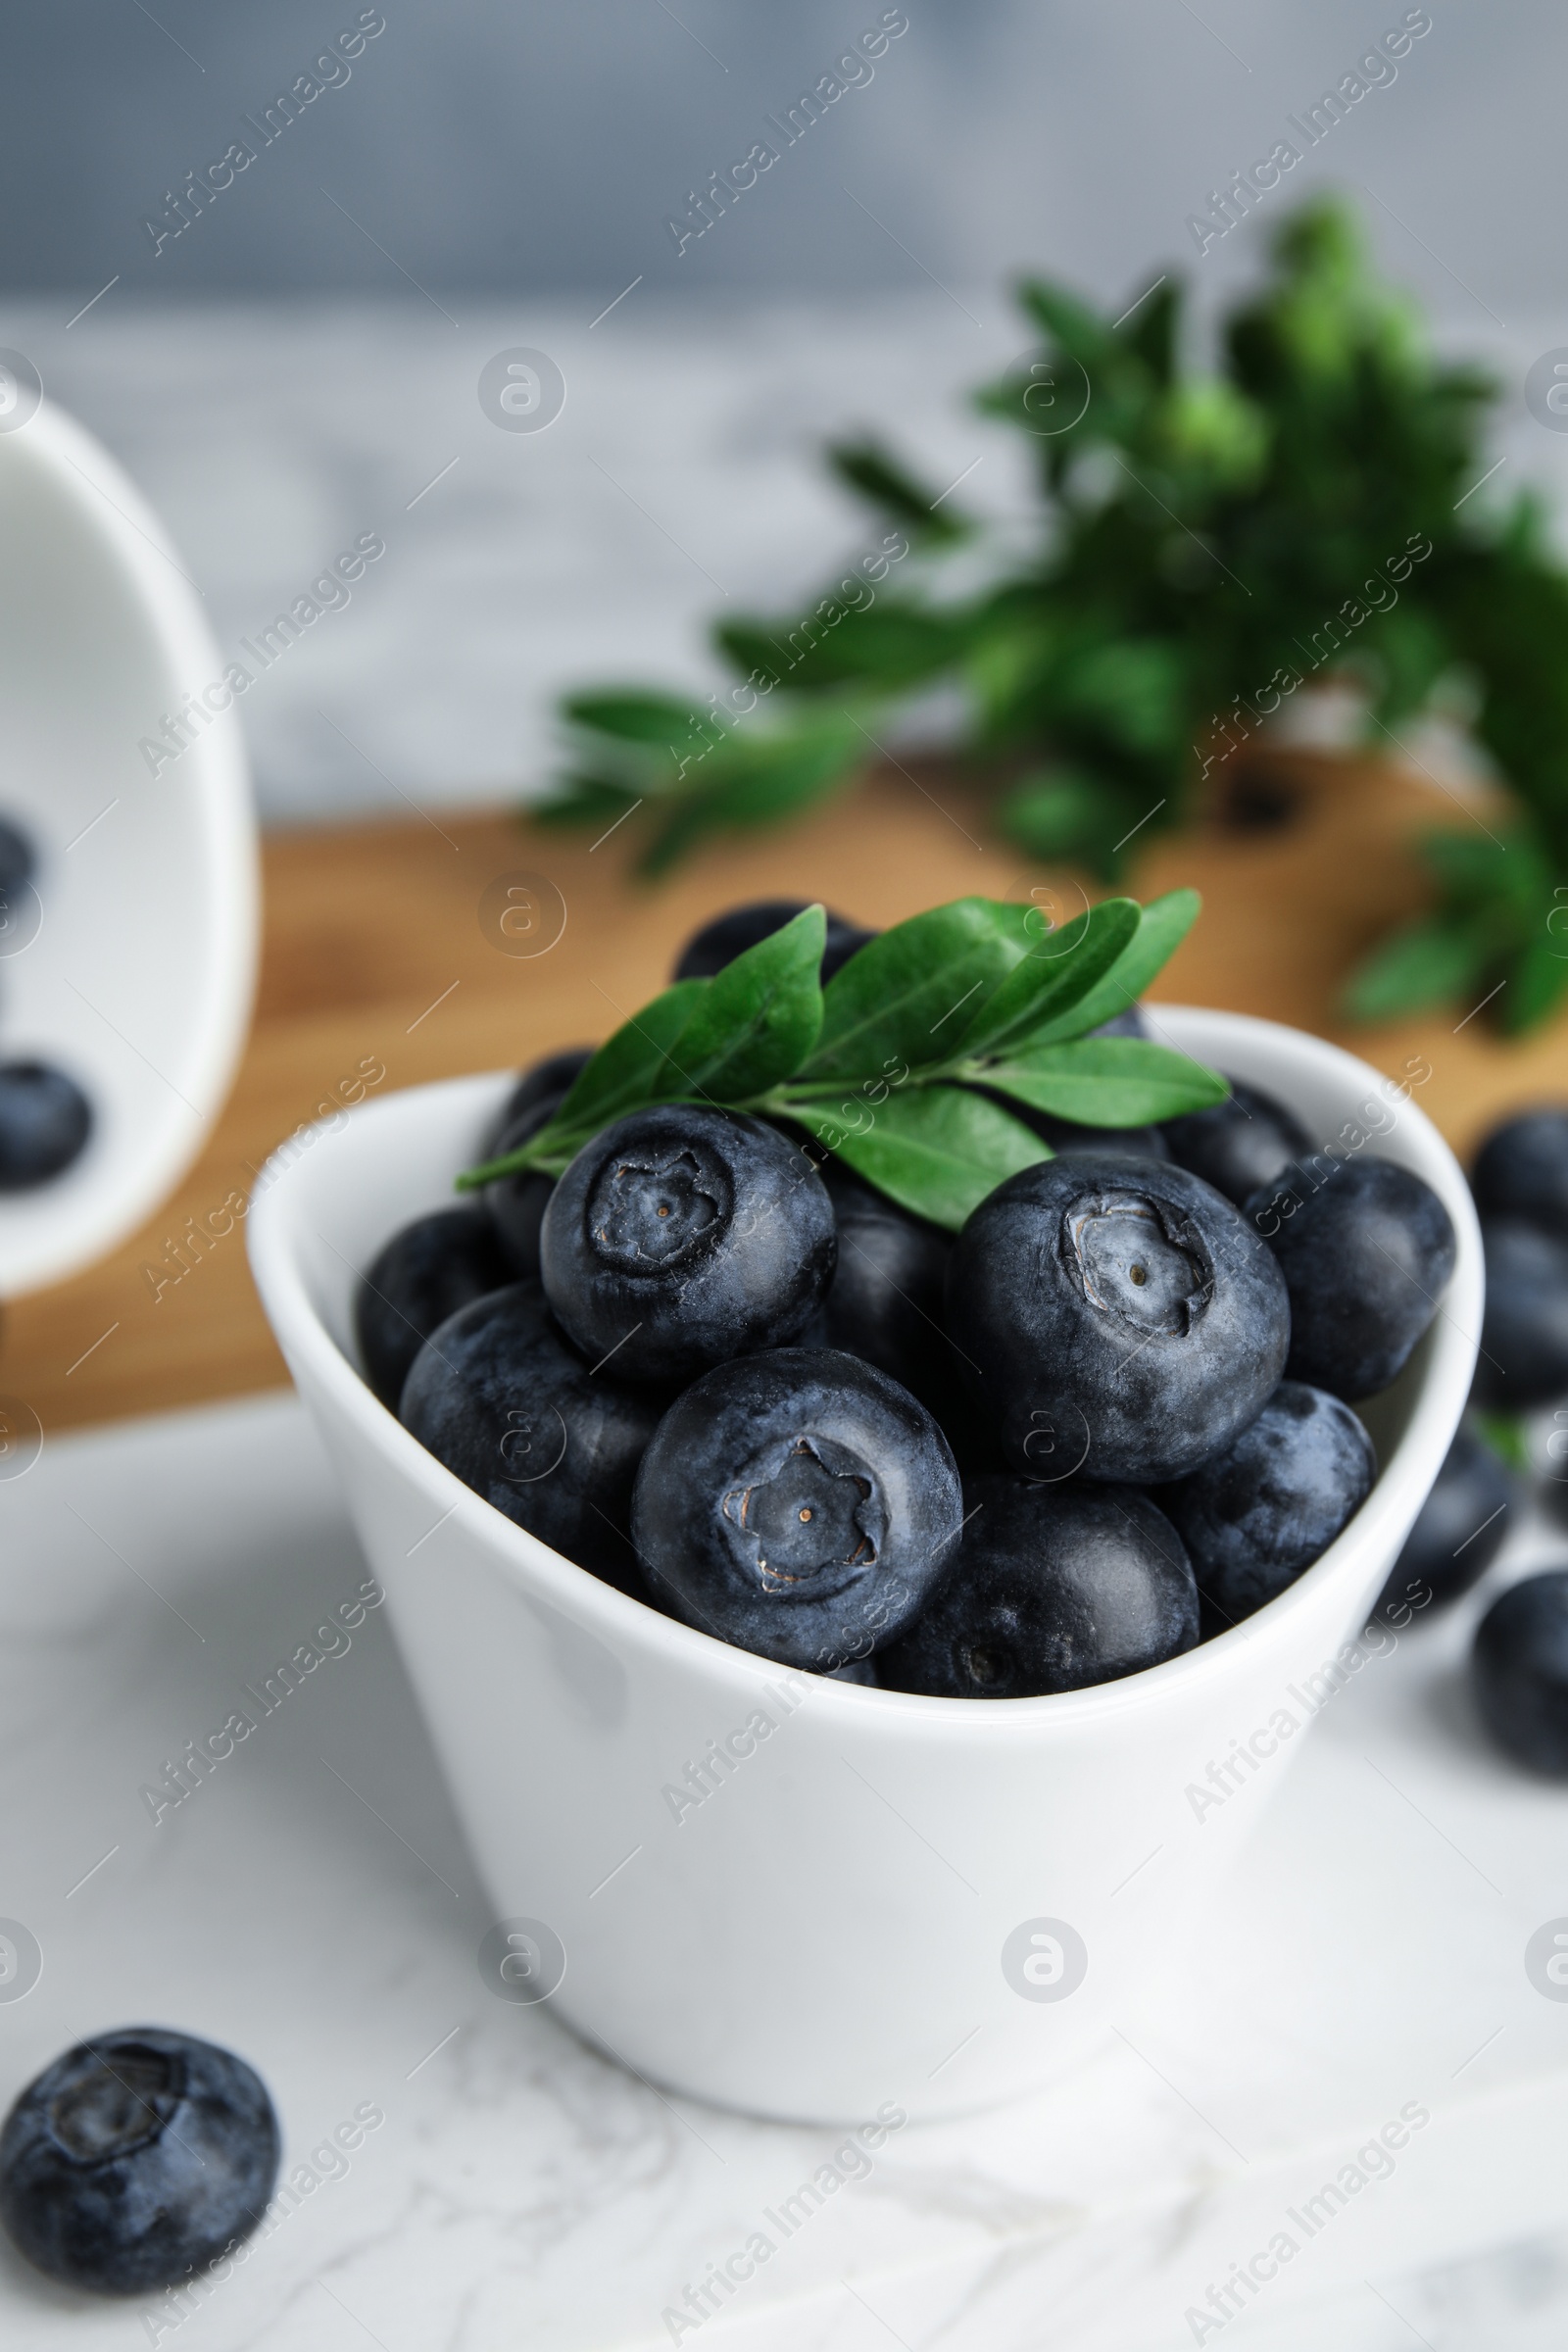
356 1206 512 1409
541 1103 836 1385
0 2028 278 2297
401 1282 668 1591
877 1475 1198 1697
808 1164 956 1412
947 1155 1290 1485
1004 1106 1171 1162
0 1061 91 1188
673 900 874 985
631 1347 960 1669
1158 1381 1375 1625
484 1089 570 1280
0 814 35 904
1161 1079 1312 1207
1472 1219 1568 1409
1088 1005 1148 1040
1247 1155 1456 1401
482 1047 593 1157
1372 1422 1514 1621
1472 1109 1568 1241
1472 1571 1568 1776
824 1656 879 1685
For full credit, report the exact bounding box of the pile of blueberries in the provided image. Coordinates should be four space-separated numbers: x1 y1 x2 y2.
0 814 92 1190
359 899 1460 1699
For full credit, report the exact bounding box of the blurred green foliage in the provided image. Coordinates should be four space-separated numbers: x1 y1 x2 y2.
540 199 1568 1033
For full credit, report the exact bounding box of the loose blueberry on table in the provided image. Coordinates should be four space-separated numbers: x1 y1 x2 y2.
1471 1572 1568 1777
357 890 1458 1697
0 2028 278 2295
1372 1422 1514 1622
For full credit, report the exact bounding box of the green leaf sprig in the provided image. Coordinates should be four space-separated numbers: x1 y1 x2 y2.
459 888 1222 1230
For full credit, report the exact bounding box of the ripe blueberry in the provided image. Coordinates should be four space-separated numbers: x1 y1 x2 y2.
400 1282 669 1592
1161 1078 1312 1207
482 1046 592 1156
1472 1571 1568 1776
631 1347 961 1670
356 1205 512 1409
541 1103 836 1384
0 2028 278 2296
0 1061 91 1188
1372 1422 1514 1622
947 1155 1290 1484
1472 1218 1568 1409
673 899 874 984
808 1163 956 1414
1247 1154 1456 1401
877 1475 1199 1697
1158 1381 1376 1625
484 1088 570 1280
1004 1106 1170 1161
1471 1109 1568 1241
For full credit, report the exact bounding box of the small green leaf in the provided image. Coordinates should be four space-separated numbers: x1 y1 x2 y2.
983 1037 1229 1125
1342 919 1491 1022
801 899 1034 1084
458 979 709 1186
563 689 706 747
791 1084 1051 1232
962 897 1142 1056
1024 888 1201 1044
665 905 826 1100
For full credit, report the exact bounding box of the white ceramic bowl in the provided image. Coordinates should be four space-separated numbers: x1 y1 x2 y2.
0 396 256 1295
248 1010 1481 2124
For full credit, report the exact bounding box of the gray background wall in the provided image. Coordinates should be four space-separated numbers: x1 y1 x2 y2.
1 4 1559 820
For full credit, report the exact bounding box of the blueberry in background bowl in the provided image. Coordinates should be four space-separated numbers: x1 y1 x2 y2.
1161 1078 1312 1207
0 2027 278 2296
401 1281 669 1592
1472 1571 1568 1776
1372 1420 1515 1621
1471 1218 1568 1409
541 1103 836 1385
877 1475 1199 1697
946 1155 1290 1485
1247 1154 1456 1401
0 1061 92 1189
1158 1381 1376 1626
673 899 874 985
631 1346 960 1669
1471 1108 1568 1241
356 1204 513 1410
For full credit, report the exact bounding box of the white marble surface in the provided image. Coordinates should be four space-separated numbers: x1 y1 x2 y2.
0 1391 1566 2348
0 293 1562 827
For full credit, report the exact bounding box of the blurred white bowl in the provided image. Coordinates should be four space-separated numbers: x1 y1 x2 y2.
0 389 256 1295
249 1010 1481 2123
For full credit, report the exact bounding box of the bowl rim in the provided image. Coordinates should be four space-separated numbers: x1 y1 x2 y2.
247 1005 1482 1732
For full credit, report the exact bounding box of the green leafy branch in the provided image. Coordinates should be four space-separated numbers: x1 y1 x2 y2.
538 197 1568 1034
460 889 1221 1229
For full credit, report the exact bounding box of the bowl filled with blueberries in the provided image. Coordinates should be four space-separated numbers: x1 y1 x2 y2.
249 889 1479 2122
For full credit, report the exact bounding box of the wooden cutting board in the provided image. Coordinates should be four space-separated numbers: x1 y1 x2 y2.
7 755 1561 1437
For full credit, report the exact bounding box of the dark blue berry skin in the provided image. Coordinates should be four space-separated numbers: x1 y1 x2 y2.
1006 1106 1170 1161
1161 1079 1312 1208
356 1206 512 1409
1472 1110 1568 1242
631 1347 961 1670
1158 1381 1376 1625
401 1282 669 1591
877 1475 1199 1698
1372 1423 1514 1622
947 1155 1290 1485
541 1104 837 1385
0 1061 91 1188
807 1164 956 1414
0 2028 278 2297
1472 1572 1568 1776
1246 1155 1456 1402
484 1090 569 1280
1088 1005 1147 1040
482 1048 592 1157
0 814 35 904
1472 1219 1568 1409
673 900 874 984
